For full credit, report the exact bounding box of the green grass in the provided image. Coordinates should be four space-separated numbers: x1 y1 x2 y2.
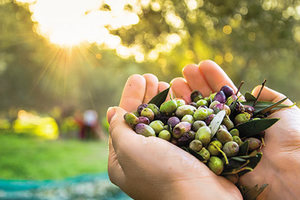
0 132 108 180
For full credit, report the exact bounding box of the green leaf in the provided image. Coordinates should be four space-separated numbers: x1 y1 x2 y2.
239 140 249 156
235 118 279 138
231 157 247 162
254 98 288 115
223 159 244 171
240 184 268 200
238 152 263 176
242 100 290 114
209 110 226 137
245 92 256 101
247 152 263 169
148 87 170 107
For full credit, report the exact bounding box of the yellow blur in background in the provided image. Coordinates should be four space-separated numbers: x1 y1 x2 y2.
13 110 59 140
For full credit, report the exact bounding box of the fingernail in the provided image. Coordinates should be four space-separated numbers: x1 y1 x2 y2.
107 107 117 124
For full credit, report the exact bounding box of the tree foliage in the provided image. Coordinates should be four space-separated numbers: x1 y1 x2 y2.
0 0 299 118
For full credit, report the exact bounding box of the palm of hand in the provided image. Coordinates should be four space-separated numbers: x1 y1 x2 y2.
239 106 300 199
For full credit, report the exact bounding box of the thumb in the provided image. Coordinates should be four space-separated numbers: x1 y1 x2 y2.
108 107 143 153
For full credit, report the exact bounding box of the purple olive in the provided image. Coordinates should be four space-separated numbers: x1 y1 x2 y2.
245 137 262 151
137 103 148 115
214 91 226 103
138 116 150 125
177 132 194 146
167 116 180 128
172 122 191 138
135 123 155 137
205 114 215 125
213 103 224 114
220 85 234 97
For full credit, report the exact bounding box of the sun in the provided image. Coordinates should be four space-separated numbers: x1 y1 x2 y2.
16 0 183 62
17 0 140 47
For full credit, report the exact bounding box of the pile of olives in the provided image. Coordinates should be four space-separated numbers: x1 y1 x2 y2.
124 85 263 176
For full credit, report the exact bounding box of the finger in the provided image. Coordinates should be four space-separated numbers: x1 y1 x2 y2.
108 136 126 186
119 74 146 112
158 81 173 101
143 74 159 103
107 106 117 124
109 107 145 155
199 60 238 93
182 64 212 97
252 86 293 106
170 77 192 103
158 81 169 92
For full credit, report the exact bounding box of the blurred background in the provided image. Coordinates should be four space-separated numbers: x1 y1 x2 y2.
0 0 300 199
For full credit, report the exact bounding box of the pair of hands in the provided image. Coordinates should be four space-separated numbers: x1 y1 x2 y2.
107 60 300 200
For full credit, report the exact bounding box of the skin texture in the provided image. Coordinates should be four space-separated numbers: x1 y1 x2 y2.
171 60 300 200
107 73 242 200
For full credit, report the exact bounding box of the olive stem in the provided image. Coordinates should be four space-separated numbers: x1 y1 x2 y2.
223 166 253 175
212 143 229 165
253 79 266 107
239 160 250 169
235 81 245 95
261 137 265 149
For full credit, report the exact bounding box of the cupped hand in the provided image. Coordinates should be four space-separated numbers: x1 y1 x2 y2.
171 60 300 200
107 74 242 200
239 86 300 200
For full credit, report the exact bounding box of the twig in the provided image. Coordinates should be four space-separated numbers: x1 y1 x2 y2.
253 79 266 107
236 81 245 95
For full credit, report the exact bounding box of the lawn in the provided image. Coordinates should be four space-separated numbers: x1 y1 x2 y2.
0 132 108 180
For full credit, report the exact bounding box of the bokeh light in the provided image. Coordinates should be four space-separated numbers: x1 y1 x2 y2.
16 0 140 47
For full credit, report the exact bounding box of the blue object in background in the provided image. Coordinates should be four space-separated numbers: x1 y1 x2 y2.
0 173 131 200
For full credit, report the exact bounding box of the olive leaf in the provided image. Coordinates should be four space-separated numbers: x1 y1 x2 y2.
242 100 290 115
234 118 279 138
243 101 289 110
224 159 245 171
231 157 247 162
253 97 288 115
246 152 263 169
245 92 256 101
238 152 263 176
240 184 268 200
209 110 226 137
148 87 170 107
239 140 249 156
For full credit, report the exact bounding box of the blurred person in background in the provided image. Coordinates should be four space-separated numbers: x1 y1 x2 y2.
76 110 106 140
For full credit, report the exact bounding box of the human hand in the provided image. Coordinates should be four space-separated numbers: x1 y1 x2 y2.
107 74 242 200
239 86 300 199
171 60 300 200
